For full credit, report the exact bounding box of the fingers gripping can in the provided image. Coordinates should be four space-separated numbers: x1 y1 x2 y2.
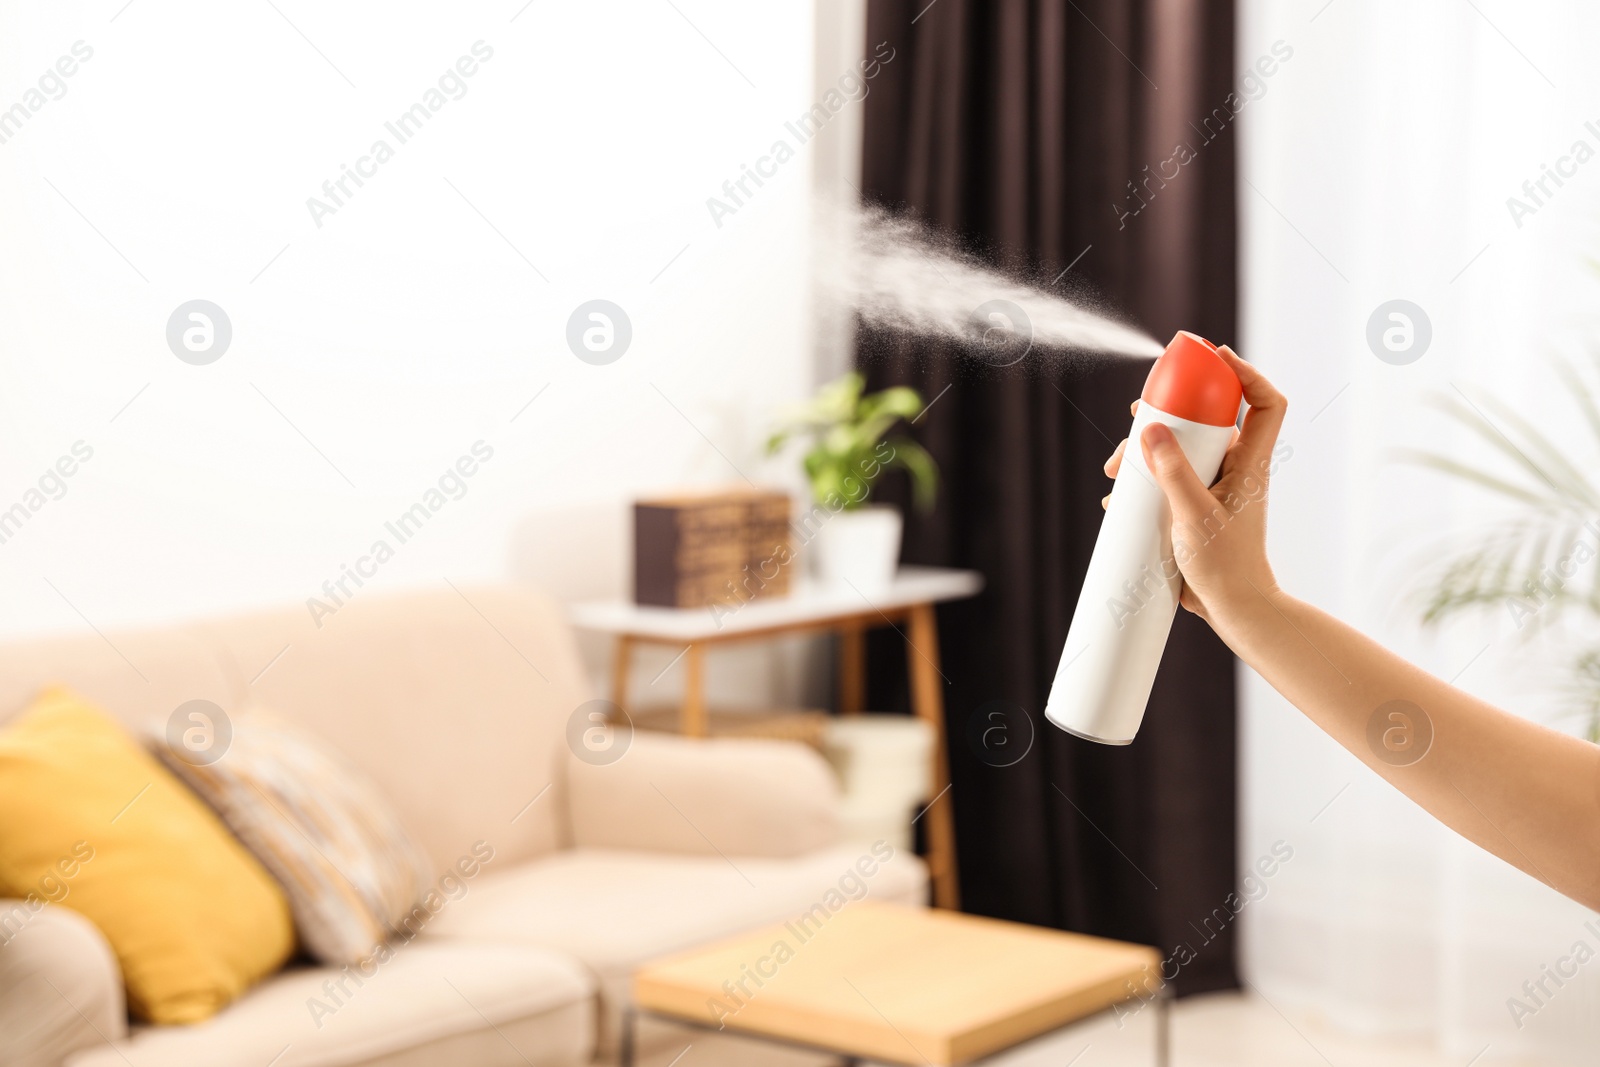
1044 332 1243 744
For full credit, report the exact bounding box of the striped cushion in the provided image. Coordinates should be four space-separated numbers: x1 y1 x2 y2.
151 707 436 965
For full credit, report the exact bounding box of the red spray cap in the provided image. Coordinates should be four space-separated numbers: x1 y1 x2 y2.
1140 331 1243 428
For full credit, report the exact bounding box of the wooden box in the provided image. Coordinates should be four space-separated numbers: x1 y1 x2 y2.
634 489 793 609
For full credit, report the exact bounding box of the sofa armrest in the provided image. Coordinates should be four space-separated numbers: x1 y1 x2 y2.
566 732 840 857
0 900 126 1067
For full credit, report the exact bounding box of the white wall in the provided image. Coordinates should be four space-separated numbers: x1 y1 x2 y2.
0 1 833 705
1240 0 1600 1058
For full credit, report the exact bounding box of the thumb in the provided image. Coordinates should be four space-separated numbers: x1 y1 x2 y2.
1140 423 1216 523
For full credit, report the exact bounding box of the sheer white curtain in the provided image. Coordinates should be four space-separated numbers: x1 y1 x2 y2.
1238 0 1600 1060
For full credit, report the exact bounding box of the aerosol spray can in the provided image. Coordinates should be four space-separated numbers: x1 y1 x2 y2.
1044 331 1243 744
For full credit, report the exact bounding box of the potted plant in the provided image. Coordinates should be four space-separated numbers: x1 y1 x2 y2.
766 372 938 591
1404 349 1600 739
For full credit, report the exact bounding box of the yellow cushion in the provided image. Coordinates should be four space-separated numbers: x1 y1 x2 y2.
0 687 293 1023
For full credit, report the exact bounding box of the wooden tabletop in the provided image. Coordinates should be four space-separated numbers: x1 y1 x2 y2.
632 901 1160 1065
569 566 983 642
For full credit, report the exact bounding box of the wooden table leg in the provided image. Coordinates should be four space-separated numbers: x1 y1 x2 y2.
681 643 708 738
837 621 866 714
907 603 959 910
611 635 633 710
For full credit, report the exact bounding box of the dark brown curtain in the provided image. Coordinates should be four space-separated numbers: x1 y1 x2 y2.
858 0 1240 995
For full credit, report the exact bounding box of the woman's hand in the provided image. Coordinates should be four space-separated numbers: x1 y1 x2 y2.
1101 345 1288 630
1100 348 1600 912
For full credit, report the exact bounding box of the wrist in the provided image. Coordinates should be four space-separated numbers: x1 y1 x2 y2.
1209 571 1289 648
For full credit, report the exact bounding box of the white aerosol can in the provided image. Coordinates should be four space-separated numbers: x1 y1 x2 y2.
1044 331 1243 744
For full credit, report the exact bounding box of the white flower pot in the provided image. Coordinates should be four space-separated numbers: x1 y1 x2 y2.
811 504 903 592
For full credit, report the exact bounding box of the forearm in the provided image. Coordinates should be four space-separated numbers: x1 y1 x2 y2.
1120 349 1600 908
1215 585 1600 908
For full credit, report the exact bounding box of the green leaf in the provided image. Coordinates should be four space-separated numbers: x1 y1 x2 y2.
859 386 924 422
1468 389 1600 510
1421 392 1597 510
766 372 939 510
1551 352 1600 454
1395 449 1558 510
884 437 939 513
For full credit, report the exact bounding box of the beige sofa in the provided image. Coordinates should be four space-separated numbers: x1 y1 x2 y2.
0 586 926 1067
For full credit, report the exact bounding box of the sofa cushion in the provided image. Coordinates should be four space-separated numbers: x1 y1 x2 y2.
0 689 294 1023
65 942 595 1067
423 844 927 1053
202 587 591 876
0 623 237 733
0 901 127 1067
150 707 438 966
567 732 841 858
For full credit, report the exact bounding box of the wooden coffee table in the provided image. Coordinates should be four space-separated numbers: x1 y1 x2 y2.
625 902 1167 1066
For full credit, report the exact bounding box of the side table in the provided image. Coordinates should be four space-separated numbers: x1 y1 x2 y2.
570 565 982 909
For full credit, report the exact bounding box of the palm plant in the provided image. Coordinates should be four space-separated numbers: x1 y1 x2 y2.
765 372 938 512
1403 352 1600 738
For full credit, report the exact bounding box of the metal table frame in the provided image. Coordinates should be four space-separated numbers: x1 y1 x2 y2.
619 985 1171 1067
